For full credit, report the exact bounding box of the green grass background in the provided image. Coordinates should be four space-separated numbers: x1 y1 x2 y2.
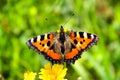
0 0 120 80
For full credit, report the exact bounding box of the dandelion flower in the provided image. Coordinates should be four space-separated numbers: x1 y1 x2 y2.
39 63 67 80
24 71 36 80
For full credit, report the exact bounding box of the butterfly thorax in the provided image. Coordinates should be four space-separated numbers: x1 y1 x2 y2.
59 28 65 44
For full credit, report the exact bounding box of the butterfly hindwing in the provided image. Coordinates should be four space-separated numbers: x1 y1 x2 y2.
26 33 63 64
64 31 98 63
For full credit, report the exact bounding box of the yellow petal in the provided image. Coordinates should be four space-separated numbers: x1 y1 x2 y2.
39 63 67 80
24 71 36 80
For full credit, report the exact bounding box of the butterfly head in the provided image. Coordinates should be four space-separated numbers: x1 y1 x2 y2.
60 26 64 32
57 26 67 33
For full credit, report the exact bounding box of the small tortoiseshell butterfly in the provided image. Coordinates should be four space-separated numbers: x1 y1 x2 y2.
26 26 98 64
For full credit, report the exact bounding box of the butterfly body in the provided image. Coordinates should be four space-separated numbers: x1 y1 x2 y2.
26 26 98 64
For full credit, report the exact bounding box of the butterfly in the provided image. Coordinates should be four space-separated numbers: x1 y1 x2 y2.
26 26 98 64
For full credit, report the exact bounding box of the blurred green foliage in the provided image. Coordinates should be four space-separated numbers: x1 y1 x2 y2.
0 0 120 80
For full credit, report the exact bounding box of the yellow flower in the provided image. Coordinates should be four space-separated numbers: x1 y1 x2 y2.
24 71 37 80
39 63 67 80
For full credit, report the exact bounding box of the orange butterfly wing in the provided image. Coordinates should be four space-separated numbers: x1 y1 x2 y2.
26 33 63 64
64 31 98 63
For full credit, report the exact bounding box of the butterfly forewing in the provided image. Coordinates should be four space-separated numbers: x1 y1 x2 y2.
64 31 98 63
26 33 63 64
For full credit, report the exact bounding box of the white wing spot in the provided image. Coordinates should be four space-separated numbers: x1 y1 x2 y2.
91 34 94 39
44 34 48 40
37 36 40 41
31 38 34 42
77 32 80 37
83 32 87 38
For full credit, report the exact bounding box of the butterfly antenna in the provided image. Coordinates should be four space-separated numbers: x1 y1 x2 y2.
62 13 75 27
